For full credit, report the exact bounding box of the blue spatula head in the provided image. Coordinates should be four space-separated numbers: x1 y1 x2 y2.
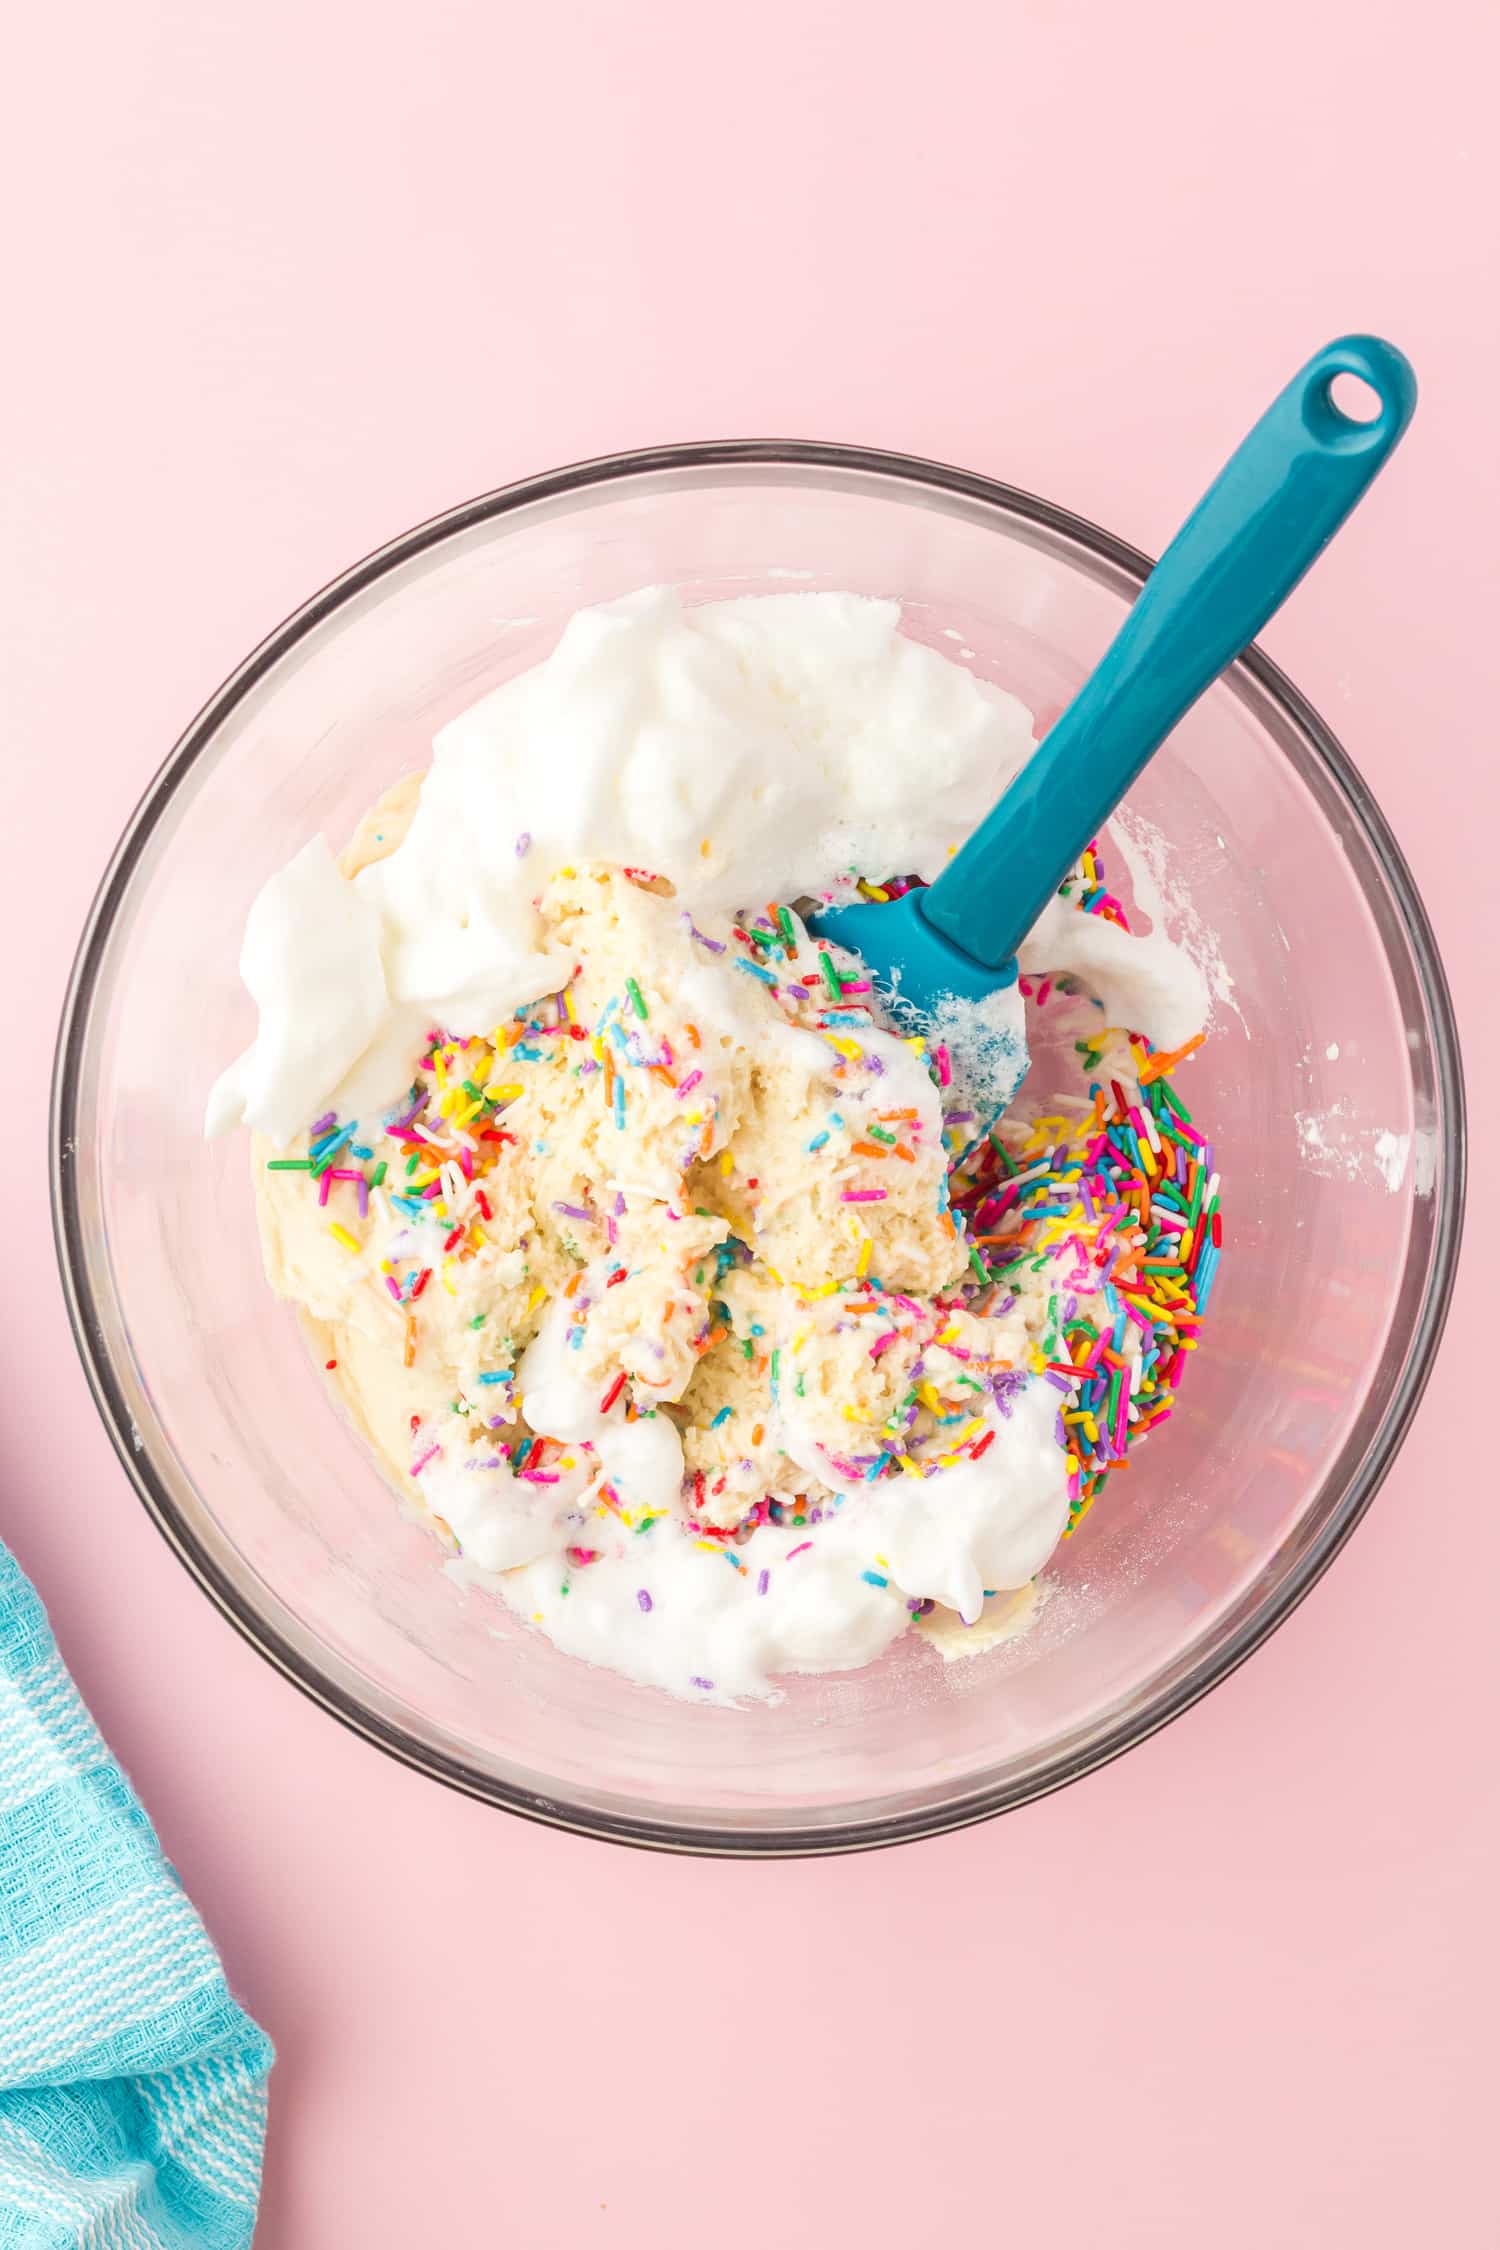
807 889 1029 1127
808 889 1017 1014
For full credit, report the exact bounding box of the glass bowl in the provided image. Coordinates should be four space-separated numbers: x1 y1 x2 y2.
51 444 1465 1856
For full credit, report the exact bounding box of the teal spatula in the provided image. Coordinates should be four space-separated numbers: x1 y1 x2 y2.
808 334 1416 1106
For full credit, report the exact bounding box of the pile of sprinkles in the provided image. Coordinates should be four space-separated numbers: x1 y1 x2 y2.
264 840 1222 1637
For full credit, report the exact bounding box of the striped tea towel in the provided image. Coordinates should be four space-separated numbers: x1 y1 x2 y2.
0 1539 272 2246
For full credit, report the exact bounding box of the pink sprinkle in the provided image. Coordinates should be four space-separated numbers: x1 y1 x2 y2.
869 1330 902 1360
460 1147 474 1180
840 980 872 994
1035 977 1052 1006
934 1044 952 1088
675 1070 704 1099
318 1173 334 1207
787 1541 813 1559
385 1276 402 1302
520 1470 561 1485
842 1188 887 1203
410 1445 439 1476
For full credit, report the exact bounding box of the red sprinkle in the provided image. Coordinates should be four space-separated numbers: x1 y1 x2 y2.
474 1189 493 1221
970 1429 996 1460
410 1268 433 1300
599 1370 627 1414
606 1268 629 1289
443 1225 465 1252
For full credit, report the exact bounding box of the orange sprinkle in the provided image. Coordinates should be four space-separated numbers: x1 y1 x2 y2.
1138 1031 1206 1083
875 1109 918 1121
751 1422 765 1446
402 1317 416 1369
684 1022 701 1049
565 1271 583 1297
893 1144 916 1164
649 1064 677 1088
850 1139 888 1159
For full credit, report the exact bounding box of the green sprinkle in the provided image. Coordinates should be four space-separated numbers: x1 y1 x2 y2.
968 1247 988 1282
776 905 797 950
470 1314 487 1329
867 1125 896 1146
369 1160 388 1188
819 950 841 999
266 1159 313 1171
626 977 648 1020
743 1337 755 1360
405 1153 420 1176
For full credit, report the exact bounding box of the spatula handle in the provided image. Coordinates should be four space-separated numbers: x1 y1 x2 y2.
922 334 1417 969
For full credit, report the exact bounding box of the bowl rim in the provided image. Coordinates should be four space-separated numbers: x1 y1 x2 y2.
50 438 1468 1857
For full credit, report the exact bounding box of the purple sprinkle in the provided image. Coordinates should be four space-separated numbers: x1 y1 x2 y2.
515 831 532 857
992 1369 1028 1416
553 1200 593 1224
691 1676 714 1690
637 1588 653 1613
756 1569 770 1596
311 1111 336 1135
681 911 727 954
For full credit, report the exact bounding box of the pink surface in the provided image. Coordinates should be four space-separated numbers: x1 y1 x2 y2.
3 2 1494 2242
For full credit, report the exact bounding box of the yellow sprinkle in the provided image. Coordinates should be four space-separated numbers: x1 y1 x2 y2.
1137 1136 1157 1173
527 1286 548 1313
820 1033 861 1060
494 1084 525 1101
442 1263 457 1296
791 1328 810 1354
433 1053 449 1087
558 865 576 878
470 1052 492 1086
904 1035 926 1054
933 1324 960 1345
720 1150 734 1175
700 837 712 858
856 1234 872 1279
917 1381 942 1413
328 1223 360 1254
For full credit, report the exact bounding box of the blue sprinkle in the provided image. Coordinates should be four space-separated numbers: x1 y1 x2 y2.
710 1406 733 1429
613 1077 626 1130
806 1131 830 1152
734 959 778 987
477 1371 511 1387
514 1043 546 1063
351 1142 373 1160
861 1569 889 1588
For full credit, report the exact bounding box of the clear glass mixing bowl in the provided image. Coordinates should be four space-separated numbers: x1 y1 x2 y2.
51 445 1465 1855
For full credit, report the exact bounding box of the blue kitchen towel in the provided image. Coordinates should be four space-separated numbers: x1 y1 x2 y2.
0 1541 272 2247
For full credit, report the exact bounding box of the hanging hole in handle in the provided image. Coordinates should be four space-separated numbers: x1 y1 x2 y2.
1328 370 1383 425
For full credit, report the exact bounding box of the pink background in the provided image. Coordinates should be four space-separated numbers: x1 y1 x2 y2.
4 2 1495 2242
